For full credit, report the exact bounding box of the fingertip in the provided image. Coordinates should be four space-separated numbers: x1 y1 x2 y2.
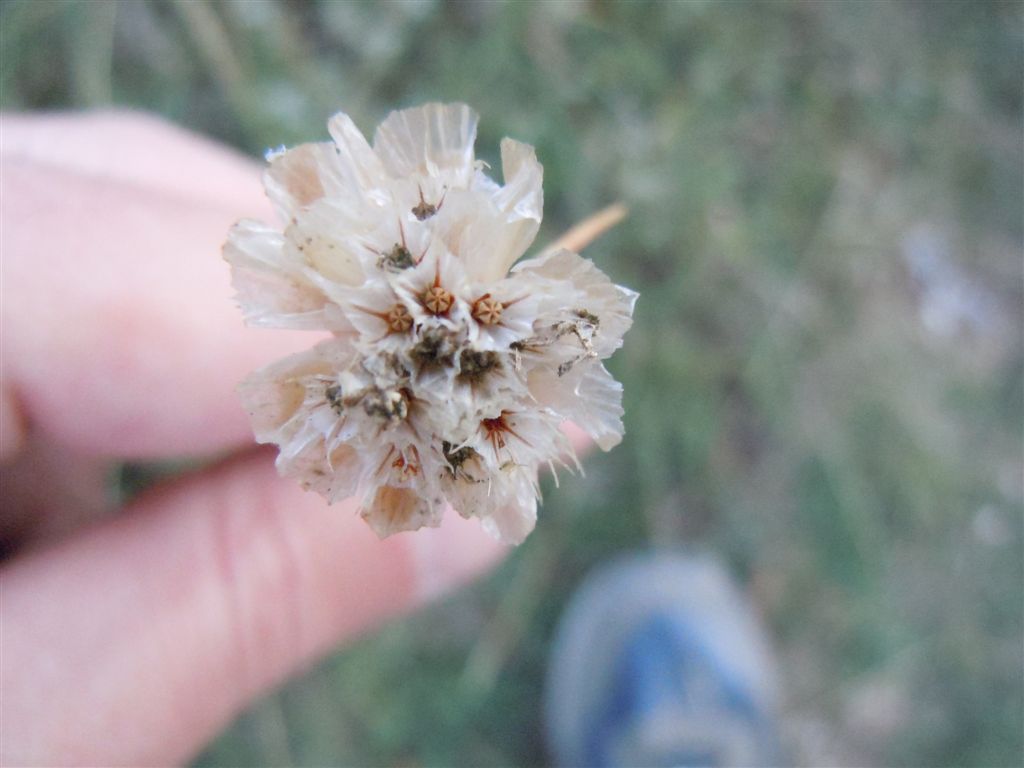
1 156 313 459
0 110 271 216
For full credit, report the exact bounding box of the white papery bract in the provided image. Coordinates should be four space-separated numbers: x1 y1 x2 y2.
225 103 637 545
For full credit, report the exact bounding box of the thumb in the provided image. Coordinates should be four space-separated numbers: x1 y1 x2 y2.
1 449 507 767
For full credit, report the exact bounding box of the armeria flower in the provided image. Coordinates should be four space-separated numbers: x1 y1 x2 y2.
225 103 637 544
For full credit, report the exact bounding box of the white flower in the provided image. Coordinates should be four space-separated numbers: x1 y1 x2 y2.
225 103 637 545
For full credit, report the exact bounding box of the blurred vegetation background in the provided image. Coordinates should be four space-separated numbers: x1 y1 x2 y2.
3 0 1021 765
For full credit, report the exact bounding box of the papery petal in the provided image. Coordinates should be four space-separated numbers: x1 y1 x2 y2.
494 139 543 222
362 484 443 538
238 339 364 501
430 141 542 283
528 360 625 451
488 138 543 271
302 443 362 502
479 468 539 545
373 103 478 185
514 248 638 357
237 338 356 441
287 199 375 288
334 279 407 345
441 448 489 512
264 142 346 219
326 111 388 199
280 424 363 503
482 499 537 545
225 219 348 330
443 458 538 545
432 190 531 284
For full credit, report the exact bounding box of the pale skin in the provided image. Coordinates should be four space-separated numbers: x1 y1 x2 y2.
0 111 592 766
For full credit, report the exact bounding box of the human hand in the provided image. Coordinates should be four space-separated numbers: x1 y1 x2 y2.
0 112 558 766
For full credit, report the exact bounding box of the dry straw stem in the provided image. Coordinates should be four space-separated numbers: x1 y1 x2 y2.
542 203 628 255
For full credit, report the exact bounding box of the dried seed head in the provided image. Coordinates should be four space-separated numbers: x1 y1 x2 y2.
411 201 436 219
412 199 437 221
458 348 501 384
423 284 455 315
362 388 408 424
386 303 413 333
412 185 442 221
325 383 344 414
442 440 478 472
472 294 503 325
409 327 456 371
380 244 414 271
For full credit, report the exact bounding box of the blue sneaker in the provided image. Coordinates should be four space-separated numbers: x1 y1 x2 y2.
544 552 782 767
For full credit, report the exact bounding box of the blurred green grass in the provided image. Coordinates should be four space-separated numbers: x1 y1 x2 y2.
3 0 1021 765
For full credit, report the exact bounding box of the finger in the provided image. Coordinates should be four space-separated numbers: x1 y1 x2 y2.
1 153 311 459
0 449 507 767
0 110 268 212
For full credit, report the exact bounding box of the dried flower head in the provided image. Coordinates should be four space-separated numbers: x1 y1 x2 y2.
225 103 636 544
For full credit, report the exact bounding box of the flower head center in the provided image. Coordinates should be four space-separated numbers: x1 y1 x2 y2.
423 285 455 315
386 303 413 333
472 294 503 325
